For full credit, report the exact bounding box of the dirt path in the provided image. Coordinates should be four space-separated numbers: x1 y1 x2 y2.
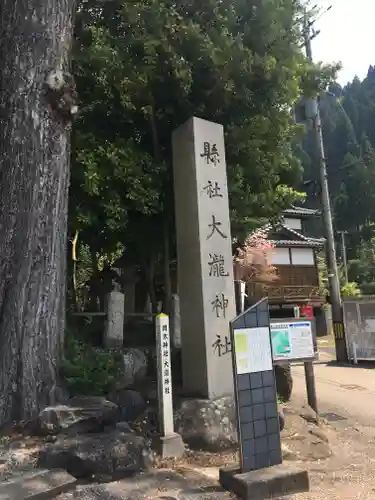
293 358 375 428
156 399 375 499
287 356 375 499
284 421 375 499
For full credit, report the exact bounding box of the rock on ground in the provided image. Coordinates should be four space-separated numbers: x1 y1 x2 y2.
37 396 118 436
174 397 237 451
281 404 332 461
115 421 133 434
298 405 319 424
38 429 153 480
107 389 146 422
175 396 285 451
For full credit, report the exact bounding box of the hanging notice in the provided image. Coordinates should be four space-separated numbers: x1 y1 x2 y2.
233 327 273 374
270 321 314 362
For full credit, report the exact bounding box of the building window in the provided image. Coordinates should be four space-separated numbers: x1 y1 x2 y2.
290 248 314 265
270 247 291 265
284 217 302 230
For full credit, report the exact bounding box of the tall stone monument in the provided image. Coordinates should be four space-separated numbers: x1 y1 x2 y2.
172 117 236 398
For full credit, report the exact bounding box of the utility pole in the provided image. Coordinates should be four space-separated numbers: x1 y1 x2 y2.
303 12 348 362
338 231 349 284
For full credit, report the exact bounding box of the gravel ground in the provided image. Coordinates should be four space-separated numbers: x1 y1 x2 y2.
168 409 375 500
185 433 375 499
283 426 375 500
0 435 41 483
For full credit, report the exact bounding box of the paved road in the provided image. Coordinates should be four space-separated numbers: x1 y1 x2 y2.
292 352 375 429
318 345 336 357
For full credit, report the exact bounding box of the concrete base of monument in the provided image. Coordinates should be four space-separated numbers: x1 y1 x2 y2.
154 432 185 459
219 463 309 499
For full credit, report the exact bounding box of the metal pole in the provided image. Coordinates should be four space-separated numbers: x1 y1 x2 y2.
338 231 349 284
303 14 348 363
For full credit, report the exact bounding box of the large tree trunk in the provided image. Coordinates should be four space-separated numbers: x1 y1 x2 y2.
0 0 76 425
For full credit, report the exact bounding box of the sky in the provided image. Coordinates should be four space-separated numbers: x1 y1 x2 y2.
312 0 375 85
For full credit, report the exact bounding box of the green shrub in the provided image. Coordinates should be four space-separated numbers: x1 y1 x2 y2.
61 333 123 396
341 281 361 297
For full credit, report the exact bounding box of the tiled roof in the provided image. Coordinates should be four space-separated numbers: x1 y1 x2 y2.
273 239 324 248
262 222 325 248
281 224 325 244
283 205 320 217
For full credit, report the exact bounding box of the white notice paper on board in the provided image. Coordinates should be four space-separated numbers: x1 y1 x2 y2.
289 322 314 359
233 327 273 374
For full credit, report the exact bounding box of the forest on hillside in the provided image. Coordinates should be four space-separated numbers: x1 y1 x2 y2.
299 67 375 294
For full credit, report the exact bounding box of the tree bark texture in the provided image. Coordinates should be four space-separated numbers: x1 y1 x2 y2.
0 0 75 424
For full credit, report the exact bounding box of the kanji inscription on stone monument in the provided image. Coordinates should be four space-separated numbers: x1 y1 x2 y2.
172 117 236 398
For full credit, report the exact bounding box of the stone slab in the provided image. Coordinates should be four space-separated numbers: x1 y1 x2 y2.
219 464 309 499
0 469 77 500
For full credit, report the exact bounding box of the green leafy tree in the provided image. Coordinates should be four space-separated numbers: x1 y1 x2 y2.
71 0 336 266
348 236 375 294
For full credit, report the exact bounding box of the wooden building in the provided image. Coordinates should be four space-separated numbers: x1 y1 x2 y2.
247 206 326 322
